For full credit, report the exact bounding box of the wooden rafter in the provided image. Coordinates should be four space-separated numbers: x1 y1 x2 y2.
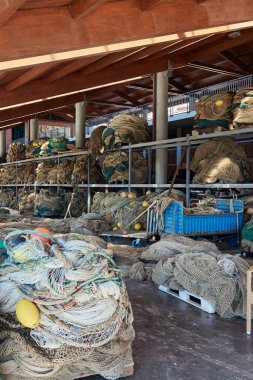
6 63 59 91
127 84 153 92
0 0 26 27
112 90 140 106
0 1 252 70
169 78 188 93
187 62 243 77
69 0 107 19
139 0 165 11
219 50 253 73
89 100 133 109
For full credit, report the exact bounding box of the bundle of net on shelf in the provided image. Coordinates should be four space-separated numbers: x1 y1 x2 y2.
233 87 253 128
25 138 50 158
0 231 134 379
91 190 185 230
193 92 234 134
71 155 104 185
86 125 106 165
151 251 249 318
34 189 64 217
6 142 26 162
102 115 150 150
18 190 36 212
103 151 148 183
190 139 249 184
0 189 17 209
35 161 55 184
39 136 70 156
63 189 88 217
0 163 34 185
47 159 74 184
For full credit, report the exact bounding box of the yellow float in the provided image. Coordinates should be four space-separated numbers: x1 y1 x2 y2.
134 223 142 230
142 201 149 208
128 193 137 199
16 299 40 328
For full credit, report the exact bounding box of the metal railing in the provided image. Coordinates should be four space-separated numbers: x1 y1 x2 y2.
86 74 253 133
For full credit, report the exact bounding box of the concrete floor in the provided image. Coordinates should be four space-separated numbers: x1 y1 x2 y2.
88 279 253 380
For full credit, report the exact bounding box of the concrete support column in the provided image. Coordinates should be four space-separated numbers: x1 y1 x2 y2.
75 101 86 148
25 121 30 143
30 118 39 141
0 130 6 158
155 71 168 185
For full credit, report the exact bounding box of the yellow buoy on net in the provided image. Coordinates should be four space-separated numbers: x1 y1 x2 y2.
16 299 40 328
134 223 142 231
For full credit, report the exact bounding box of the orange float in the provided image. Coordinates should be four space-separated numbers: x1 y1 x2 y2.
31 227 51 244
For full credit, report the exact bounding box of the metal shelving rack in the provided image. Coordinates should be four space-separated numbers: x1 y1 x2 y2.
1 125 253 211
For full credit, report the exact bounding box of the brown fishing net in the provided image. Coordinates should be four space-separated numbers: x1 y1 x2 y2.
233 87 253 128
6 143 26 162
86 125 106 165
190 139 249 184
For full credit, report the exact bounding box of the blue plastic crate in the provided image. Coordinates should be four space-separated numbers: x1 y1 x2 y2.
163 199 244 236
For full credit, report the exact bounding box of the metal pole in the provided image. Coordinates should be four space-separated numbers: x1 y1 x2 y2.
186 134 191 208
75 101 86 148
128 143 132 193
0 130 6 158
148 147 152 186
87 154 91 213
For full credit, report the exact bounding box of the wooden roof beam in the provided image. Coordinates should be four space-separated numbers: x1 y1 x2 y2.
0 0 26 27
69 0 107 19
112 90 140 106
0 1 252 70
219 50 253 74
6 62 59 91
89 100 133 109
139 0 165 11
127 84 153 92
187 61 243 77
169 78 188 93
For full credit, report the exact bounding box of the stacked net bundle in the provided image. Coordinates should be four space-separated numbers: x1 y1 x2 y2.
35 162 55 184
34 189 64 217
6 142 26 162
102 115 150 150
63 189 88 218
25 138 50 158
0 163 35 185
141 234 219 262
18 190 36 212
194 92 234 131
47 159 74 184
91 191 185 230
39 137 70 157
103 151 148 183
0 189 17 209
71 156 104 185
152 251 249 318
86 125 106 165
190 139 249 184
0 231 134 379
233 87 253 128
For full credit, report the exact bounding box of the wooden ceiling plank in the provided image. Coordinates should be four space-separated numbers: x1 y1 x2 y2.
187 61 243 77
89 100 133 109
69 0 107 19
6 62 58 91
45 55 103 83
139 0 165 11
127 84 153 92
112 90 140 106
169 78 188 93
219 50 253 73
0 0 26 27
0 1 253 69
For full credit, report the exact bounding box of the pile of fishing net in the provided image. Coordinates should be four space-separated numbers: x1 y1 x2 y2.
71 155 104 185
25 138 50 158
91 190 185 230
63 189 88 218
39 136 70 156
69 213 110 235
0 189 17 209
240 217 253 252
86 125 106 165
141 234 219 262
6 142 26 162
0 163 35 185
0 230 134 379
103 151 148 183
233 87 253 128
151 251 249 318
34 189 64 217
102 115 150 150
193 92 234 133
190 139 249 184
47 159 74 184
18 190 35 212
35 162 55 184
